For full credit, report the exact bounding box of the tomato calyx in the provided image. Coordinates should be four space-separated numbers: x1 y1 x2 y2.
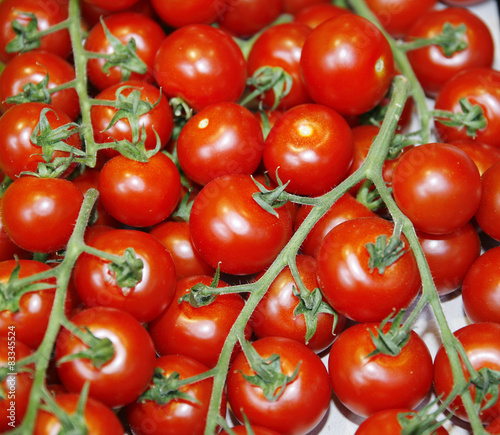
251 173 289 217
106 247 144 292
6 71 51 105
397 398 450 435
6 12 41 55
180 266 222 308
169 97 194 139
356 180 385 211
367 311 411 357
239 338 300 402
366 233 408 274
469 367 500 413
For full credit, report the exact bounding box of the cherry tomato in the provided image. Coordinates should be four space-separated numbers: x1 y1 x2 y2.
151 0 227 28
82 0 140 12
221 426 281 435
487 416 500 434
391 142 482 234
294 3 351 29
0 198 31 262
55 306 156 408
226 336 331 435
450 139 500 176
474 161 500 241
440 0 488 5
329 322 433 417
300 14 394 116
282 0 327 14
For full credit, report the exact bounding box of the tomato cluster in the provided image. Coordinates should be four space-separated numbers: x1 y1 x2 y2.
0 0 499 434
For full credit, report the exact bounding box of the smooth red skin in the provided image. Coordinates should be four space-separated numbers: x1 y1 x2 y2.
247 23 312 110
1 177 84 253
251 255 345 353
487 416 500 434
98 152 181 228
227 336 331 435
81 0 157 28
263 103 353 196
417 221 481 296
475 161 500 242
316 217 421 322
190 174 293 275
149 221 214 280
435 68 500 148
56 306 156 408
441 0 488 5
433 322 500 424
294 193 376 259
365 0 437 38
330 323 433 418
283 0 327 14
82 0 140 11
300 14 394 116
148 275 251 368
73 229 177 323
0 102 82 180
127 355 227 435
91 80 173 158
217 0 283 38
355 408 449 435
293 3 351 29
0 338 33 432
392 142 482 235
0 198 31 262
462 247 500 324
154 25 247 113
0 0 71 64
406 7 494 98
34 393 124 435
84 12 166 91
221 427 281 435
177 102 265 186
151 0 226 28
0 50 79 119
451 139 500 176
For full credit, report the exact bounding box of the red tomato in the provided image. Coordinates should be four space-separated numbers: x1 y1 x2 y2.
149 221 214 280
126 354 228 435
293 3 351 29
176 102 265 186
34 393 124 434
0 102 82 180
474 161 500 241
433 322 500 424
0 198 31 262
329 322 433 417
73 229 177 323
417 221 481 296
316 217 421 322
154 25 247 113
82 0 140 12
221 427 281 435
190 174 293 275
1 176 84 253
391 142 482 234
226 336 331 435
434 68 500 148
246 23 312 110
84 12 166 90
81 0 157 27
451 139 500 176
0 0 71 64
263 103 353 196
440 0 488 5
0 50 79 120
251 255 345 353
98 152 181 228
406 7 494 97
148 275 251 368
55 306 156 408
300 14 394 116
462 246 500 324
151 0 227 28
487 416 500 434
282 0 327 14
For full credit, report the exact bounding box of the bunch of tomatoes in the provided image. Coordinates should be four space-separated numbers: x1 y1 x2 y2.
0 0 499 433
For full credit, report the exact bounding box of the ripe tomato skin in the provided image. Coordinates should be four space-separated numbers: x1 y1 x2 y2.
148 275 251 368
433 322 500 424
176 102 265 186
0 102 82 180
98 152 181 228
435 68 500 148
300 14 394 116
190 174 293 275
406 7 494 98
55 306 157 408
154 25 247 113
221 427 281 435
451 139 500 176
294 3 351 29
0 50 79 120
73 229 177 323
126 354 228 435
391 142 482 235
474 161 500 242
250 255 346 353
316 217 421 322
417 221 481 296
84 12 166 91
33 393 124 435
82 0 140 12
226 336 332 435
329 322 433 417
462 247 500 324
1 176 84 254
246 23 312 110
263 103 353 196
0 198 31 262
487 416 500 434
151 0 227 28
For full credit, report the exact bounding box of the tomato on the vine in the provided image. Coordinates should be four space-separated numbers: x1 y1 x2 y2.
474 161 500 241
